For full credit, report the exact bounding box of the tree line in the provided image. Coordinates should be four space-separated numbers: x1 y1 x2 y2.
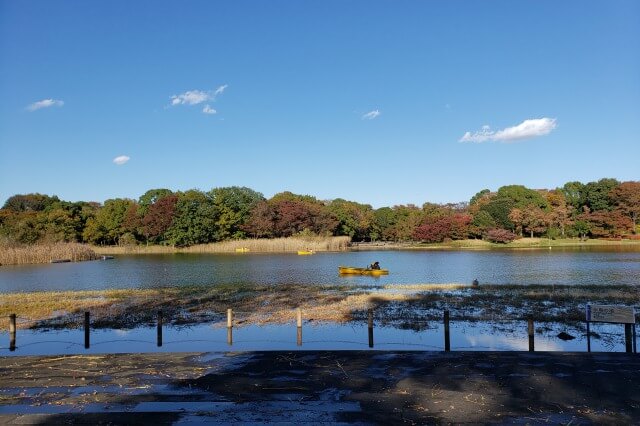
0 178 638 247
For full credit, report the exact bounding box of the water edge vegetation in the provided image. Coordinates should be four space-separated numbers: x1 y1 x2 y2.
2 283 638 330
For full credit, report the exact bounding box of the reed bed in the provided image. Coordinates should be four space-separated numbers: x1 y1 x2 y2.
92 236 351 255
0 242 98 266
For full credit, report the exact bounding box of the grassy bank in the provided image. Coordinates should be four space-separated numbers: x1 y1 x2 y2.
92 236 351 255
2 283 638 330
0 242 98 266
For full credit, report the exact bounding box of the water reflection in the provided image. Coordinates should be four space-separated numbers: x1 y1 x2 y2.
0 321 631 356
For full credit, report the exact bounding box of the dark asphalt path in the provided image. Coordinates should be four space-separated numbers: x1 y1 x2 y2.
1 351 639 424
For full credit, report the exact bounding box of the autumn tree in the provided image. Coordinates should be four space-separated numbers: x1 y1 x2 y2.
327 199 373 241
609 181 640 234
579 210 633 237
546 189 572 237
141 194 178 243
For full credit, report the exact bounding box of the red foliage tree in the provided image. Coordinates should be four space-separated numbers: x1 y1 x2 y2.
413 214 471 243
141 195 178 242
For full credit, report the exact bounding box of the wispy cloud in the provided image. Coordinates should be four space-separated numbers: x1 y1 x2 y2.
214 84 228 96
113 155 130 165
362 109 380 120
460 117 557 143
27 99 64 111
169 84 228 107
202 105 217 114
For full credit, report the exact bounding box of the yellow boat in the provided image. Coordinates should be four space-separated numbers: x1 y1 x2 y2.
297 250 315 255
338 266 389 276
235 247 250 253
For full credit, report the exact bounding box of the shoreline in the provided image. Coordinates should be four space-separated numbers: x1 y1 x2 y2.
2 238 638 266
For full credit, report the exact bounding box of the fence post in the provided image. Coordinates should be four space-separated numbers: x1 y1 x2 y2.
296 308 302 346
84 312 90 349
586 321 591 352
9 314 16 352
528 318 535 352
625 324 633 353
227 308 233 346
157 310 163 347
444 310 450 352
368 308 374 348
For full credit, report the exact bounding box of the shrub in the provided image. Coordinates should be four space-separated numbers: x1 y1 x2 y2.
485 228 517 243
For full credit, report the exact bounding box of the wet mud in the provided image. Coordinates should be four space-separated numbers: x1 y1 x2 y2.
1 351 639 424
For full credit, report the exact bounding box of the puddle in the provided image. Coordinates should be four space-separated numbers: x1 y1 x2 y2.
0 321 633 356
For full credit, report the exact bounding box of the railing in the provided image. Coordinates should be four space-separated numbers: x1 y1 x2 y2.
2 309 638 354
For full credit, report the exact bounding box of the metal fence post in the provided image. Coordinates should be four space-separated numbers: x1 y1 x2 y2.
528 319 535 352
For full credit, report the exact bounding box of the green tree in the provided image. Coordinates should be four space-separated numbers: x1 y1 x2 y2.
583 178 619 211
469 210 496 238
327 199 373 241
82 198 136 245
2 193 60 212
210 186 264 240
469 189 491 206
561 181 586 211
164 190 216 246
370 207 396 241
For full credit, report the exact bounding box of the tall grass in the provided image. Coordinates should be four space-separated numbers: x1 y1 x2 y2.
0 242 98 266
92 236 351 254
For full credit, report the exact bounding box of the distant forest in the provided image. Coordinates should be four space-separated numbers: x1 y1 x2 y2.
1 178 639 247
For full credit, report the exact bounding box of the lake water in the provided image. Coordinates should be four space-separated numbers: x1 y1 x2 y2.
0 320 631 356
1 247 639 292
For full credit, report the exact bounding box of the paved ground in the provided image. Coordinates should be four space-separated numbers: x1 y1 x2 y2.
0 351 639 424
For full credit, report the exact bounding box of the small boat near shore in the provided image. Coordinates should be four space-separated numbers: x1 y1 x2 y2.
101 255 114 260
338 266 389 276
235 247 250 253
297 250 315 255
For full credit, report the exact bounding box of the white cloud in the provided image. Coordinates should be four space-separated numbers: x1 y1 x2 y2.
27 99 64 111
170 90 210 106
113 155 130 165
170 85 228 107
202 105 217 114
460 117 557 143
362 109 381 120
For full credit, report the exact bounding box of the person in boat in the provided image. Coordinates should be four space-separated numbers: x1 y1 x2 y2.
370 261 381 270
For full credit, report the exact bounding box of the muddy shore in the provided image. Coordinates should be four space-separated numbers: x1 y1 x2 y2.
1 350 639 424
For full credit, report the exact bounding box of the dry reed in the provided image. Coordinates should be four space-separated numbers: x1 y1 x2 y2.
0 242 98 266
92 236 351 255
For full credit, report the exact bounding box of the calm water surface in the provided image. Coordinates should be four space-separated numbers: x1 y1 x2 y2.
1 248 639 292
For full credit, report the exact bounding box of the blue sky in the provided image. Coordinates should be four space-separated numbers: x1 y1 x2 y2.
1 1 639 208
